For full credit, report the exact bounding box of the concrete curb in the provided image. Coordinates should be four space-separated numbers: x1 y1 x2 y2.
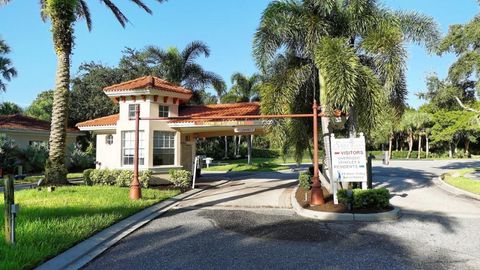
290 187 400 222
434 176 480 201
35 180 230 270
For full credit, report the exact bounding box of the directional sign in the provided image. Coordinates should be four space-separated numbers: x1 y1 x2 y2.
331 135 367 183
234 127 255 133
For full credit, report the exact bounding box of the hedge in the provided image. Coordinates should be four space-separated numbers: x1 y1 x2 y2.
337 188 390 210
298 171 312 190
84 168 151 188
168 169 192 189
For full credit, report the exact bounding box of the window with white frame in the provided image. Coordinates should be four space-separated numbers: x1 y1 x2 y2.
105 134 114 145
159 105 169 118
122 131 144 166
128 104 139 120
153 131 175 166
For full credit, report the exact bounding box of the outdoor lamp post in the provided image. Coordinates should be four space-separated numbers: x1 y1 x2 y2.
310 100 325 205
130 104 142 200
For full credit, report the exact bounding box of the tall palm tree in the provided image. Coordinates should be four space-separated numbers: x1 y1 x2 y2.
0 0 165 184
254 0 439 170
0 38 17 92
145 41 225 101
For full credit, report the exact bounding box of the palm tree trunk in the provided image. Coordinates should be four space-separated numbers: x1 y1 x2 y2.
388 134 393 160
224 136 228 159
417 134 422 159
247 135 252 165
407 132 413 159
448 143 453 158
318 72 332 182
426 135 429 158
465 139 470 157
237 135 242 157
45 7 75 185
348 106 357 138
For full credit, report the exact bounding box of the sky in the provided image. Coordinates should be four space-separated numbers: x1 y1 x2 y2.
0 0 478 108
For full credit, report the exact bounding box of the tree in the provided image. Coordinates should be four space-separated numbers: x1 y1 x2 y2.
254 0 439 167
0 38 17 92
144 41 225 104
0 101 22 115
0 0 165 184
69 63 121 126
25 90 54 122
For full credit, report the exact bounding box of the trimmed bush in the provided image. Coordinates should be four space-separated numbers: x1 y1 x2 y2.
298 172 312 190
169 169 192 189
87 168 152 187
336 188 390 210
68 145 95 172
83 169 94 186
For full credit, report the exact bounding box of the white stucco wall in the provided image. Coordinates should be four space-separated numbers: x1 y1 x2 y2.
95 95 185 173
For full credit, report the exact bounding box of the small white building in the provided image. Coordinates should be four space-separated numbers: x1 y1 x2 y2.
76 76 264 182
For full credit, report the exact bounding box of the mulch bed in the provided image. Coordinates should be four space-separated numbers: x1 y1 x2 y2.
295 187 392 214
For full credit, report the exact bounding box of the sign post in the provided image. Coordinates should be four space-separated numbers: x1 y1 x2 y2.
330 133 368 204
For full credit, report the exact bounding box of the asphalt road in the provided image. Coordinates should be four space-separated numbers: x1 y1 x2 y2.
84 160 480 270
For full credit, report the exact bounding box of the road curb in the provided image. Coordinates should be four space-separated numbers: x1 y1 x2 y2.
290 187 400 222
434 176 480 201
35 180 230 270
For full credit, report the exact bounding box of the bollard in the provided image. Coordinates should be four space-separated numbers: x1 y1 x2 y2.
4 175 14 244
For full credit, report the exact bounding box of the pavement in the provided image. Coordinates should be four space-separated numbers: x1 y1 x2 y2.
83 160 480 270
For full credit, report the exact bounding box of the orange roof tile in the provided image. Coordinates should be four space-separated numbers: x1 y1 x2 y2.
103 76 193 95
171 102 261 123
76 114 119 128
0 114 79 132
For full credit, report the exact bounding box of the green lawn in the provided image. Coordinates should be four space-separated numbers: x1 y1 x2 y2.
443 168 480 195
0 186 180 270
202 157 313 172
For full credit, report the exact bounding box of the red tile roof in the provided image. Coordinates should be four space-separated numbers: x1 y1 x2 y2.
0 114 79 132
171 102 261 123
103 76 193 95
76 114 119 128
75 103 261 128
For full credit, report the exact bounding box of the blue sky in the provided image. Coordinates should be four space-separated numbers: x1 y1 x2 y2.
0 0 478 108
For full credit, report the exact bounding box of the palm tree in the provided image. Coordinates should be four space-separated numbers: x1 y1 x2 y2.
0 38 17 92
0 101 22 115
0 0 165 184
145 41 225 103
212 80 230 159
254 0 439 172
230 73 261 102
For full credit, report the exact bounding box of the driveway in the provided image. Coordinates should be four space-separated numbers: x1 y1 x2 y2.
177 171 297 209
84 160 480 270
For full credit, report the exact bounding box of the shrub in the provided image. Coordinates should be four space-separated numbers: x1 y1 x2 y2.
83 168 94 186
0 134 19 174
336 189 350 205
336 188 390 210
20 144 48 173
298 172 312 190
68 145 95 172
169 169 192 188
87 169 152 187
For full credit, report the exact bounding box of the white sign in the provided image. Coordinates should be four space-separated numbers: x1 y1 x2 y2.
331 136 367 183
234 127 255 133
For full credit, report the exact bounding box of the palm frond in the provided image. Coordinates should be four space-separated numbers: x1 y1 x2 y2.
182 41 210 65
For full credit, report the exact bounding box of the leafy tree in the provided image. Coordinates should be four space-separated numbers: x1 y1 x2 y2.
0 38 17 92
254 0 439 164
0 101 22 115
69 63 121 126
418 74 475 111
1 0 165 184
229 73 261 102
25 90 54 122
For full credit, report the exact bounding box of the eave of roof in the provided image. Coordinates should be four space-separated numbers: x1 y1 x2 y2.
103 76 193 96
0 114 79 133
76 114 119 128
